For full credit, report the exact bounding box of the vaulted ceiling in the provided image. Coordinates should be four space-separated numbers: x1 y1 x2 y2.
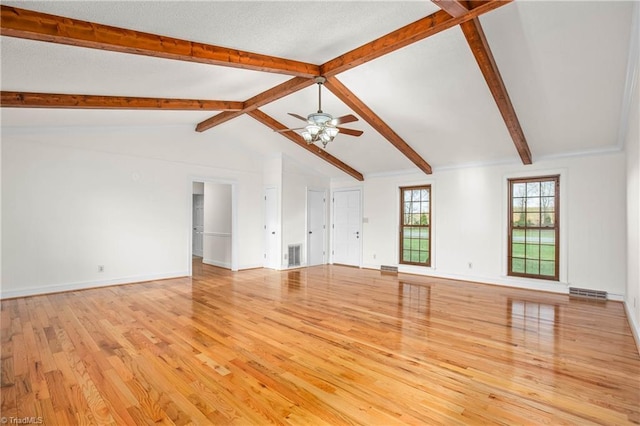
0 1 635 180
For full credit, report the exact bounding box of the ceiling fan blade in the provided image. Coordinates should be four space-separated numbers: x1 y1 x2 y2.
337 127 363 137
275 127 306 133
333 114 358 125
288 113 308 122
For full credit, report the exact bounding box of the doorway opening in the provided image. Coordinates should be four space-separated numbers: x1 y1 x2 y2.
189 179 237 275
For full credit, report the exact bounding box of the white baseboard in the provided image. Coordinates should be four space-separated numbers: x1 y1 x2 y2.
0 270 189 299
202 258 231 269
624 300 640 357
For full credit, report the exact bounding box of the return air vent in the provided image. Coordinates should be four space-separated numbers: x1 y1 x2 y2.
288 244 301 268
380 265 398 274
569 287 607 300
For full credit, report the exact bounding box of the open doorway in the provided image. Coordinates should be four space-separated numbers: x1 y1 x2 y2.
189 179 237 275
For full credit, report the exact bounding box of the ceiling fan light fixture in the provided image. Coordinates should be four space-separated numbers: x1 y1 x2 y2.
301 130 312 143
307 124 321 137
308 112 333 126
325 127 339 138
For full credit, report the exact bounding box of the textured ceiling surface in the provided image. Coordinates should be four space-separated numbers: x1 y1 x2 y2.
0 0 635 179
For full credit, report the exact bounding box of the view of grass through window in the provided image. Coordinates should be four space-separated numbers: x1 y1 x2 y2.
400 185 431 266
509 176 559 280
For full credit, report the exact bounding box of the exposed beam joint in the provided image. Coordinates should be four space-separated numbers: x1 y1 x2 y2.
247 109 364 181
320 0 510 77
196 77 314 132
0 5 320 78
431 0 469 18
1 91 244 110
460 18 532 164
323 76 432 175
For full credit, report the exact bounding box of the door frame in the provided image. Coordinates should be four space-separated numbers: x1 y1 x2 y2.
187 176 238 275
331 187 363 267
306 187 327 266
264 186 281 269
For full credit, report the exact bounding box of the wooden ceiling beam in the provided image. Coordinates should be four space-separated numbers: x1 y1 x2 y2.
196 76 314 132
431 0 470 18
1 91 244 110
324 76 432 175
247 109 364 181
0 5 319 78
320 0 510 77
460 18 532 164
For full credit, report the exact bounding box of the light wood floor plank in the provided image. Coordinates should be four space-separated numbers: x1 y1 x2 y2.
1 262 639 424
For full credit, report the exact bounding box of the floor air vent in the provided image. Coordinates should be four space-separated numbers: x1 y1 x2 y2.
288 244 301 268
569 287 607 300
381 265 398 274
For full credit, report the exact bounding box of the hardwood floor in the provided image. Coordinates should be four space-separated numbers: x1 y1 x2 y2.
2 262 639 425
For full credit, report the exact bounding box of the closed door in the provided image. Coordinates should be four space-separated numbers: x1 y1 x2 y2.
332 189 361 266
264 187 279 269
192 194 204 257
307 190 326 266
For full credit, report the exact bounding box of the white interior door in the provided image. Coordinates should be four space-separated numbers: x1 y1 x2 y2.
192 194 204 257
264 187 279 269
332 189 361 266
307 190 326 266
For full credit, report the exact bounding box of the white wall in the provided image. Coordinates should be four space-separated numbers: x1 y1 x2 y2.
1 126 265 298
333 152 627 296
203 183 232 269
282 155 330 268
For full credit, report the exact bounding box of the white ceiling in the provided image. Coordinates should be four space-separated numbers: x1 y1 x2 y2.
0 1 636 179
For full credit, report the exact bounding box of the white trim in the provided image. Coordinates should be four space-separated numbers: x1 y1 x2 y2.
624 300 640 356
204 232 232 237
203 259 232 269
0 271 188 300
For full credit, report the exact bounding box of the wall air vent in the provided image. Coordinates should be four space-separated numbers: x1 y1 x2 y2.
569 287 607 300
288 244 301 268
380 265 398 274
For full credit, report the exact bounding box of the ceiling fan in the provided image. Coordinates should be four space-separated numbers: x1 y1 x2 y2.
277 76 363 148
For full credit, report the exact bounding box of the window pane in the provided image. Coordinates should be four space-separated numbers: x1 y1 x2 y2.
526 230 540 244
512 197 525 212
513 183 526 197
420 201 429 213
403 251 411 262
540 261 556 276
527 182 540 197
541 197 555 212
513 229 526 244
419 252 429 263
421 214 429 225
526 244 540 260
411 228 421 238
421 189 429 202
404 191 412 202
419 239 429 251
403 239 411 250
411 251 420 262
513 213 527 227
540 245 555 261
525 259 540 275
526 197 540 209
541 181 555 196
526 212 540 227
542 212 555 227
540 230 555 245
512 243 525 258
512 258 525 273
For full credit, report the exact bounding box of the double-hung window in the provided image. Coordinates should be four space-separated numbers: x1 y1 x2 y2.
400 185 431 266
508 176 559 280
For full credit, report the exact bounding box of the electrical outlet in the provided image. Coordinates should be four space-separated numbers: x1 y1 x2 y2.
373 254 377 260
468 262 473 269
98 265 104 273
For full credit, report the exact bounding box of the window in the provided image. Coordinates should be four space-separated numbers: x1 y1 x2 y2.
508 176 559 280
400 185 431 266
